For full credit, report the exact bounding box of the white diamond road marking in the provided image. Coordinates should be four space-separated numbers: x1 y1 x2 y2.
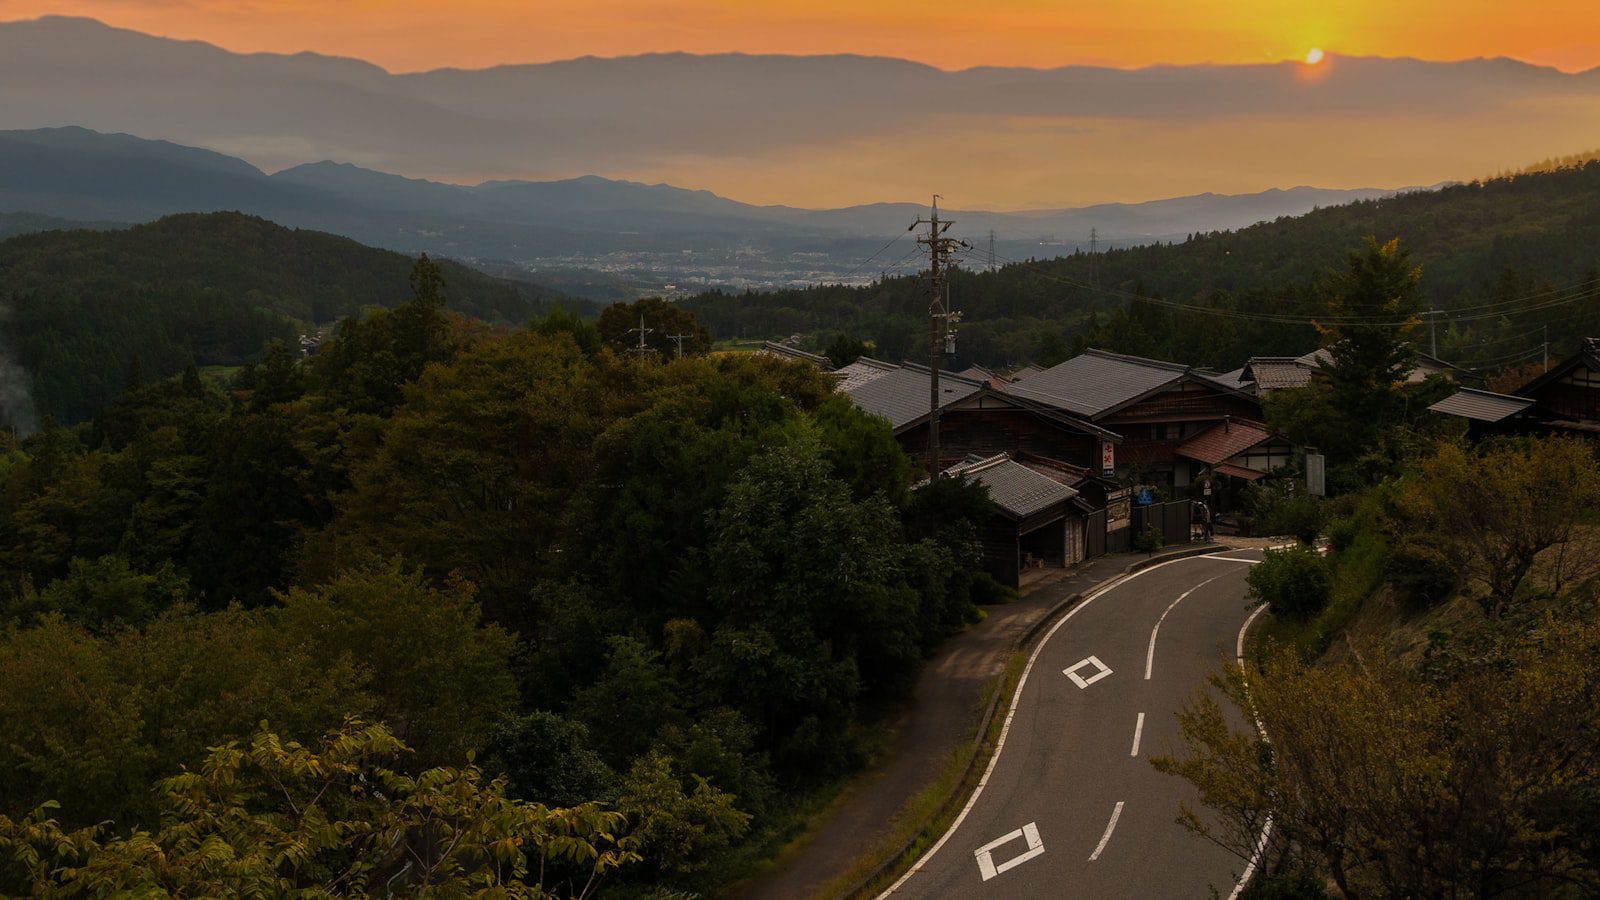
974 821 1045 881
1063 655 1113 688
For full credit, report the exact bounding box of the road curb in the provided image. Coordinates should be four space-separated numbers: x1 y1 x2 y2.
838 542 1219 899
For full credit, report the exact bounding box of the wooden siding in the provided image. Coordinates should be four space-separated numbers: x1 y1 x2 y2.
1529 366 1600 423
898 408 1101 470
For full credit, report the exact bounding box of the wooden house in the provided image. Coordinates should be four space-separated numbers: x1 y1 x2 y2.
838 360 1120 473
943 453 1094 588
1429 339 1600 438
1001 349 1263 488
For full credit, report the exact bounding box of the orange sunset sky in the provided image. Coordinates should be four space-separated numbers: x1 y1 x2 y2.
2 0 1598 73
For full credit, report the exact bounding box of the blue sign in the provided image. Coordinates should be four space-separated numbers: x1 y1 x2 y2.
1137 488 1153 506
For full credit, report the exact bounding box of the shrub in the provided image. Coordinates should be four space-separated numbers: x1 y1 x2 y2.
1133 524 1165 553
1326 515 1359 553
1247 545 1332 621
1242 868 1331 900
1243 480 1325 543
1386 538 1458 610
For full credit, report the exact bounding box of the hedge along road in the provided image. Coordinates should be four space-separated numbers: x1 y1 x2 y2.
877 549 1267 899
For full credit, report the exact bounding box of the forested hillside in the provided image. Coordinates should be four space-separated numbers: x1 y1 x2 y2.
685 160 1600 374
0 262 998 895
0 212 576 424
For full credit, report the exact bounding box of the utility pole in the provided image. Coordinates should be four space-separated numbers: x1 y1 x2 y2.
1089 227 1100 289
1429 308 1438 358
988 229 997 273
915 195 969 479
666 333 691 360
627 313 655 358
1544 325 1550 372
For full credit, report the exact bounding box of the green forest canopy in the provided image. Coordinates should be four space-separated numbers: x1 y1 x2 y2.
0 212 581 424
0 269 1001 895
684 160 1600 377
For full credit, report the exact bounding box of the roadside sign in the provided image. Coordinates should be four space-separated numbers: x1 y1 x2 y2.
1306 451 1326 497
1101 441 1115 477
1137 488 1153 506
1203 480 1212 496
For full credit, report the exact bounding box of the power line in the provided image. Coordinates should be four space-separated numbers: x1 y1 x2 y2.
980 247 1600 328
835 229 913 283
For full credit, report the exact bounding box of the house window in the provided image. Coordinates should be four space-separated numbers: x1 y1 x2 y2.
1154 424 1169 441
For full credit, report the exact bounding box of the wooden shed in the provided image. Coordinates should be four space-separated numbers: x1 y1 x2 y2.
944 453 1092 589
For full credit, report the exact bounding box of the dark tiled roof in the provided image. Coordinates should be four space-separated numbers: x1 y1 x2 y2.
840 363 985 430
1429 388 1537 423
1000 349 1188 418
1008 364 1045 381
1242 357 1314 392
1213 366 1249 388
758 341 833 370
832 357 899 392
946 453 1078 519
1175 418 1275 465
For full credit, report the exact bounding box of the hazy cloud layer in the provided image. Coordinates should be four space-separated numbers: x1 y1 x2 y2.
3 17 1600 206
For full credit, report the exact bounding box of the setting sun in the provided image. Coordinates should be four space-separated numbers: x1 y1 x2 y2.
1306 47 1326 64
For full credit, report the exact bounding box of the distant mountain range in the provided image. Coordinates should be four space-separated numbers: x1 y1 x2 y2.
3 15 1596 212
0 126 1416 287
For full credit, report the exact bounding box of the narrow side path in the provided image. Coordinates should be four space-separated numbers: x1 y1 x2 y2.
733 546 1211 900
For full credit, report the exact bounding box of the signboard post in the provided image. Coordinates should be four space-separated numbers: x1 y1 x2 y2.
1306 450 1326 497
1101 442 1115 478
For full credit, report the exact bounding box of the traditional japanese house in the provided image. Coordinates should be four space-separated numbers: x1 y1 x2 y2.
1429 338 1600 438
757 341 834 370
1505 338 1600 434
1001 349 1262 488
1230 348 1471 396
1173 417 1298 511
838 360 1119 473
942 453 1095 588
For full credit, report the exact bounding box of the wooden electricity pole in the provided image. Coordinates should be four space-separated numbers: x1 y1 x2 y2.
915 196 968 479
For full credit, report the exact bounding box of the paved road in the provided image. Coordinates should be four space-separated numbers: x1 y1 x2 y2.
879 550 1265 900
736 550 1214 900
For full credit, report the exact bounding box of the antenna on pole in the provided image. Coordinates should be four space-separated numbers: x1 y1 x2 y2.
627 313 656 358
1089 227 1100 289
915 194 971 479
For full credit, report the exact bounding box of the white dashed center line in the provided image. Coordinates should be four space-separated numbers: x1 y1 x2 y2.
1088 801 1125 861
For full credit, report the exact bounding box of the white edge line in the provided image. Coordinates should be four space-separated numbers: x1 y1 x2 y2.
1144 573 1226 679
1130 712 1146 757
875 553 1222 897
1227 603 1274 900
1087 801 1126 861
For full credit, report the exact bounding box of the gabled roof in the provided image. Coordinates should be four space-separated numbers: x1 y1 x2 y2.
1001 348 1256 420
1510 337 1600 400
1008 364 1045 382
1240 357 1314 392
1213 366 1250 389
832 356 899 393
946 453 1079 520
758 341 833 371
1013 451 1122 492
1175 417 1278 465
957 364 1003 383
1298 346 1469 382
1429 388 1538 423
839 363 986 431
957 388 1123 442
1000 349 1190 418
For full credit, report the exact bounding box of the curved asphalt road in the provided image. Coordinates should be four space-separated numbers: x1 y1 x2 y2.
879 549 1265 900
